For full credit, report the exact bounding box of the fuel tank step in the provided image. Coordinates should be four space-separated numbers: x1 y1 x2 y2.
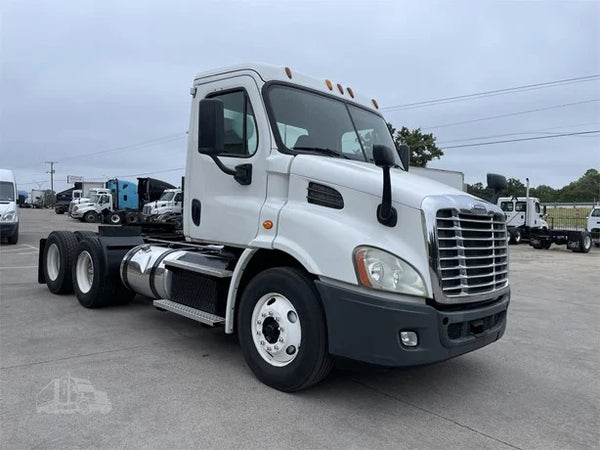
163 259 233 278
153 299 225 326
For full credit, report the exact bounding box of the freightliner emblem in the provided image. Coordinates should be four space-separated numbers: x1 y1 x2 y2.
470 203 487 213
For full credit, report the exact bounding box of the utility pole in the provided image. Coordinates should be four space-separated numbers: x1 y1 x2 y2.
45 161 58 193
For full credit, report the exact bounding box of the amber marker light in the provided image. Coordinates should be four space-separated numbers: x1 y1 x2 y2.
337 83 344 94
354 248 373 287
347 87 355 98
371 99 379 109
263 220 273 230
285 67 292 79
325 79 333 90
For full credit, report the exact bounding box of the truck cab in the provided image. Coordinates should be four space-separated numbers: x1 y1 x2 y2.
499 196 549 243
70 188 112 222
0 168 19 244
142 188 182 216
587 206 600 247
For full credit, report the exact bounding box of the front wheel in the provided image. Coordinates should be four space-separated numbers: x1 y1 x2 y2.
83 211 98 223
237 267 333 392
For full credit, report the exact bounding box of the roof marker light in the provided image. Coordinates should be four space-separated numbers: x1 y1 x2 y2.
347 87 354 98
325 79 333 91
285 67 292 79
372 99 379 109
337 83 344 94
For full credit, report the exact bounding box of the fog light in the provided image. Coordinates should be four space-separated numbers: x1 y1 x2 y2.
400 331 418 347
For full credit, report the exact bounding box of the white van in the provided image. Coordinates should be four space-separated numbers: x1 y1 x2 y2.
0 169 19 244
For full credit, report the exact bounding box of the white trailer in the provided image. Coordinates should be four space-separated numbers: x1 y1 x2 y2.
38 64 511 391
410 167 465 192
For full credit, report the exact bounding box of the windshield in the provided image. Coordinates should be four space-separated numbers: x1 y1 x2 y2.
159 191 175 201
89 194 100 204
266 85 403 168
0 182 15 201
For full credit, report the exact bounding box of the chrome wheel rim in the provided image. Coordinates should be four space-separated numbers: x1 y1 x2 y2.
76 251 94 294
46 243 60 281
251 293 301 367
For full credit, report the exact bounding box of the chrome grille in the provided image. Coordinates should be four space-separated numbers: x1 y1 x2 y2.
436 209 508 298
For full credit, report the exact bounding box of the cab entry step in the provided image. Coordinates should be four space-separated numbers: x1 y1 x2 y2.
154 299 225 326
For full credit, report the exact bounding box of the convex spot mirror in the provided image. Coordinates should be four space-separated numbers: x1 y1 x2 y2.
198 99 225 154
397 144 410 171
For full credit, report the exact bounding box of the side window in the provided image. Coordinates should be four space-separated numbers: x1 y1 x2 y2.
500 201 513 212
515 202 527 212
174 193 182 203
535 203 540 213
209 90 258 156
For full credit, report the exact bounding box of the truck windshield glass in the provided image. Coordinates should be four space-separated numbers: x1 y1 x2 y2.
266 85 403 168
0 182 15 201
159 191 175 201
89 194 100 204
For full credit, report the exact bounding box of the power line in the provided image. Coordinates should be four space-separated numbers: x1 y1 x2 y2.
442 130 600 149
437 121 600 145
424 99 600 129
382 75 600 111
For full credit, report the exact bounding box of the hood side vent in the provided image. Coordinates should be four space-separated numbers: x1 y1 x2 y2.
307 182 344 209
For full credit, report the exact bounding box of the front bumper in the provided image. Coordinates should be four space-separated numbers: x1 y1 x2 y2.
0 222 19 237
70 211 84 218
316 279 509 367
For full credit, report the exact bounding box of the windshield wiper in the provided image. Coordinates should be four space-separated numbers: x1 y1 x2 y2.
293 146 350 159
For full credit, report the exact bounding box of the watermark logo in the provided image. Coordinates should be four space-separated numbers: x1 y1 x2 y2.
36 373 112 415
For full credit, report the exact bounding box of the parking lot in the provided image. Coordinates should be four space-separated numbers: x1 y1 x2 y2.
1 208 598 449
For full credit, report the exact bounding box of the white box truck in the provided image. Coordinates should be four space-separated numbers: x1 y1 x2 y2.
38 64 511 391
0 169 19 244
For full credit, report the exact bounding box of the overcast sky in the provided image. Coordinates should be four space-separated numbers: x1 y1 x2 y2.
1 0 599 194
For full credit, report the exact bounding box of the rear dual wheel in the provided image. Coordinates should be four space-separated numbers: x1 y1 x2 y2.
43 231 78 294
73 237 134 308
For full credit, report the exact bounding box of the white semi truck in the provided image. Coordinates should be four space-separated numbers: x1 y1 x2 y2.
38 64 511 391
70 188 111 222
586 205 600 247
142 188 183 216
498 178 592 252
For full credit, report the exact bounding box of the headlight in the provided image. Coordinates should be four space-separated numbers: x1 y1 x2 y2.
354 246 427 297
73 206 79 212
2 211 16 222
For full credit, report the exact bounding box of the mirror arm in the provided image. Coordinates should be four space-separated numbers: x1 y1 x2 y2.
377 167 397 227
209 155 252 186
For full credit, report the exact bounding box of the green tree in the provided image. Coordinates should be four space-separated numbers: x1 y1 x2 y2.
506 178 526 197
387 123 444 167
466 182 494 201
530 184 557 203
557 168 600 202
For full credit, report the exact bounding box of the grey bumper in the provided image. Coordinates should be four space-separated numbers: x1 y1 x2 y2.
315 280 509 367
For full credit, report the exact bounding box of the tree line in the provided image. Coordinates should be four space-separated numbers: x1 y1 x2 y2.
467 168 600 203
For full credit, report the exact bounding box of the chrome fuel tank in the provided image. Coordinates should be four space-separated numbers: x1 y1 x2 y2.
120 245 188 299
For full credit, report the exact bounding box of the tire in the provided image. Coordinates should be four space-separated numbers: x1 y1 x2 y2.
7 225 19 245
125 212 139 225
74 230 98 241
43 231 78 294
512 229 521 245
108 212 122 225
542 241 552 250
574 232 592 253
237 267 333 392
72 237 134 308
531 240 543 249
83 211 98 223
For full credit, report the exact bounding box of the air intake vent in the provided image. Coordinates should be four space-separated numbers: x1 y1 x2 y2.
306 182 344 209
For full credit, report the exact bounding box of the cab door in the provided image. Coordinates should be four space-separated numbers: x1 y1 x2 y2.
185 74 271 246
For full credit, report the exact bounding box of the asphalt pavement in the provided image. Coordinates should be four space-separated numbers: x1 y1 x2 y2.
1 209 598 449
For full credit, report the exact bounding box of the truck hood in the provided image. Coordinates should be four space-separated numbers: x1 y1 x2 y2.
290 155 475 210
0 202 16 215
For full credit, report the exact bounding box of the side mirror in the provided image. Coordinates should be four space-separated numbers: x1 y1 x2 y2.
198 99 224 154
487 173 508 204
397 144 410 171
373 144 396 168
372 145 397 227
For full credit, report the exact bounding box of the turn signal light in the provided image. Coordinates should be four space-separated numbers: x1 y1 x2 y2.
325 79 333 91
263 220 273 230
